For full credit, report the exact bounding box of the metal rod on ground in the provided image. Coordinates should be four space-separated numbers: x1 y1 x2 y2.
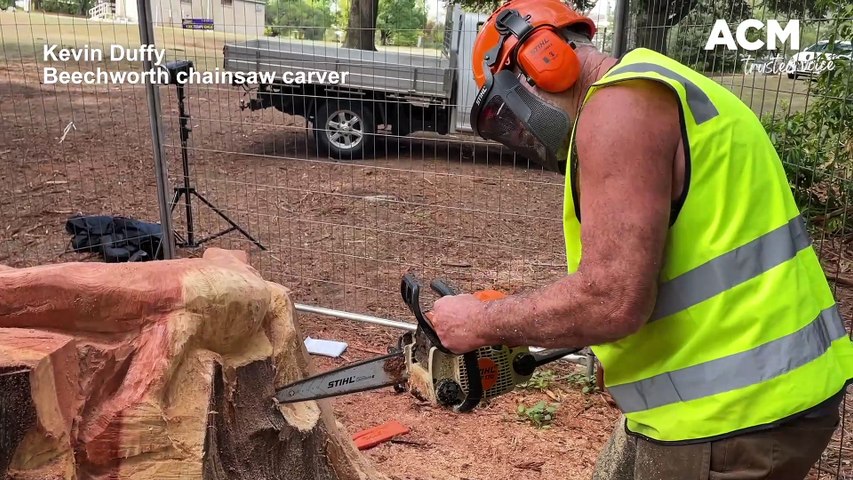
529 347 589 367
611 0 630 58
586 352 597 383
295 303 416 331
137 0 175 259
294 303 590 366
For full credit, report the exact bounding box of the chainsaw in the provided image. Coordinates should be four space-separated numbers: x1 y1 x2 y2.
274 273 582 412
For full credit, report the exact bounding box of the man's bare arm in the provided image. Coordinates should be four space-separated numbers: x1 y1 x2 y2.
431 80 682 352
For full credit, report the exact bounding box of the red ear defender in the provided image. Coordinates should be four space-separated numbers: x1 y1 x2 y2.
516 28 581 93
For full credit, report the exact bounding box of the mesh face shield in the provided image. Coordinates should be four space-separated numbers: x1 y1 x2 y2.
471 68 572 174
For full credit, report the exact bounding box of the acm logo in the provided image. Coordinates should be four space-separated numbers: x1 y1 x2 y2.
704 19 800 51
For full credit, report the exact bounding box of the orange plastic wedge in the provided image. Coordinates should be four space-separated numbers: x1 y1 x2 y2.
473 289 506 301
352 420 410 450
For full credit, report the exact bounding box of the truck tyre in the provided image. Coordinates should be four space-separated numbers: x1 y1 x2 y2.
313 100 375 160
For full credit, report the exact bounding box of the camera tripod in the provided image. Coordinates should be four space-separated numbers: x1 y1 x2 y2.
166 60 266 251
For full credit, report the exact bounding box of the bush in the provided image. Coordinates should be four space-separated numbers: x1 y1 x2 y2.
760 0 853 235
762 50 852 233
266 0 331 41
377 0 426 46
669 0 762 73
41 0 81 15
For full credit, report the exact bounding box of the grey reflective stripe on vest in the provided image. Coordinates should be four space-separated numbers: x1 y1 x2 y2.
650 215 811 321
609 305 847 413
609 62 719 124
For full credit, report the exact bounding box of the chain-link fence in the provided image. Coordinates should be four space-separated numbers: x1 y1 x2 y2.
0 0 851 476
0 8 161 267
135 0 593 357
624 0 851 477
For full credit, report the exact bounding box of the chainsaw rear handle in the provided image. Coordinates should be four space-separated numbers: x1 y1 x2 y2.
401 274 453 355
429 279 456 297
400 274 484 413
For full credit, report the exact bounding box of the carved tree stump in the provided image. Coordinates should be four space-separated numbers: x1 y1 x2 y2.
0 248 388 480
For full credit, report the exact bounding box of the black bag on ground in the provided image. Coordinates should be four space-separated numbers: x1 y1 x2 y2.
65 214 165 262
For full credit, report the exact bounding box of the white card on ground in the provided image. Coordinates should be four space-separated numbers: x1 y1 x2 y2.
304 337 348 357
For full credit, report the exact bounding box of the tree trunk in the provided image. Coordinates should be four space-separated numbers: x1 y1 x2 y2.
0 248 388 480
343 0 379 50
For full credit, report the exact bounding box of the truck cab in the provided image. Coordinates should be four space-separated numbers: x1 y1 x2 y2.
223 6 490 159
447 6 488 134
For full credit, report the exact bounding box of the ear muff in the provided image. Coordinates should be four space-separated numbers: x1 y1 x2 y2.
491 9 581 94
515 28 581 93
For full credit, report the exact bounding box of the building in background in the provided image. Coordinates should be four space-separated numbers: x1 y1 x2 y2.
88 0 265 36
13 0 32 11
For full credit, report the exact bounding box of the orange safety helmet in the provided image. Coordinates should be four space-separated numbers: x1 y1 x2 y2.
472 0 597 93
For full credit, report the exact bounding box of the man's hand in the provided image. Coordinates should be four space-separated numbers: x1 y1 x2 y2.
427 294 488 354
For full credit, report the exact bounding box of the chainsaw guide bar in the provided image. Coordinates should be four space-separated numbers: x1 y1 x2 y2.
275 351 408 403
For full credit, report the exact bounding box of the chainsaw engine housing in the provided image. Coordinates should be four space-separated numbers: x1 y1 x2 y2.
403 341 534 408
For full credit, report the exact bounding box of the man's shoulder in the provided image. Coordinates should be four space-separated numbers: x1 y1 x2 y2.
575 79 682 154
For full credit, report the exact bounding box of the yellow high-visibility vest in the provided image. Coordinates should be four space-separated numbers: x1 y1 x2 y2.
562 47 853 443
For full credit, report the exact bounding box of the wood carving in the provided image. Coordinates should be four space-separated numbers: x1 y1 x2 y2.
0 248 387 480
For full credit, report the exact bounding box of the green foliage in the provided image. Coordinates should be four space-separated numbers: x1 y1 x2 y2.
518 370 557 391
376 0 426 46
761 1 853 235
518 369 599 395
40 0 76 15
334 0 350 28
266 0 333 40
516 400 560 429
0 0 14 10
756 0 828 18
564 372 599 394
634 0 824 55
514 369 600 429
39 0 93 16
669 0 758 73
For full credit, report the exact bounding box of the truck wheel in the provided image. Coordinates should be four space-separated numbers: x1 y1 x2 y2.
314 100 375 160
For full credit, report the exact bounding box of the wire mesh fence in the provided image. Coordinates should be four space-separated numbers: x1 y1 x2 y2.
142 0 592 335
0 9 163 267
0 0 851 476
624 0 852 477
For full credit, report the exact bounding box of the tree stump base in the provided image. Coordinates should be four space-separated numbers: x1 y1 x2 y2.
0 248 387 480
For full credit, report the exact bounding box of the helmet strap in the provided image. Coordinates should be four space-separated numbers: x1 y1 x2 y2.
486 9 534 69
495 9 533 38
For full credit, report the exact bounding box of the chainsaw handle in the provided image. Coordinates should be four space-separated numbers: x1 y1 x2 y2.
401 274 453 355
453 353 484 413
429 279 485 413
430 279 456 297
400 274 485 413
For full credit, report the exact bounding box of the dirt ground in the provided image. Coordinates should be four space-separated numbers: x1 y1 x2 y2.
2 34 852 480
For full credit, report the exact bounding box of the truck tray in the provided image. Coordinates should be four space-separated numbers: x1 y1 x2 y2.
223 38 455 99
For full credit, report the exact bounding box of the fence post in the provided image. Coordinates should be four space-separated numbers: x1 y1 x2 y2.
137 0 176 260
611 0 629 57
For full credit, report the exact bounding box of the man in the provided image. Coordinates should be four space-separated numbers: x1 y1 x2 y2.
426 0 853 477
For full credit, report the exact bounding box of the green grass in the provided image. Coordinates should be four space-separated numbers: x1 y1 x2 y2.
708 72 814 118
